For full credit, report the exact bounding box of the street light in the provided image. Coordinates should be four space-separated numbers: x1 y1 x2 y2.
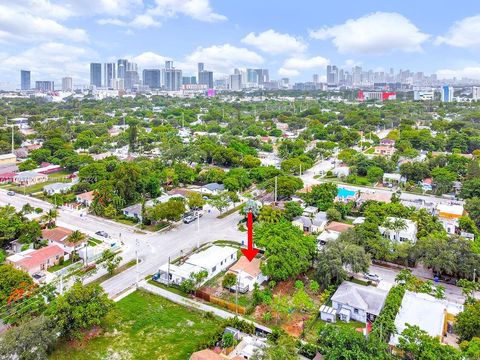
135 239 140 288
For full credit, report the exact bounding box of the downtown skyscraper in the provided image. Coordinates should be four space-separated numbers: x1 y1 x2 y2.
90 63 102 87
20 70 30 90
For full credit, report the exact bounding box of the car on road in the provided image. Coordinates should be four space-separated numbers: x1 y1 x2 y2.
363 272 381 282
6 191 15 196
183 215 197 224
95 230 109 238
32 272 46 283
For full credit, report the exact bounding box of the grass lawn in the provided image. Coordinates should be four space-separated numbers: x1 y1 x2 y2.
89 260 137 286
47 259 74 273
88 238 102 247
304 317 366 342
51 290 222 360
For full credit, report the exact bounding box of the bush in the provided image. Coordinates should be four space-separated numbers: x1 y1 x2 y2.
371 285 406 341
222 332 235 348
222 273 237 289
223 317 255 334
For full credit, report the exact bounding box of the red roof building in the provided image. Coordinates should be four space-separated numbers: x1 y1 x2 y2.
7 245 64 275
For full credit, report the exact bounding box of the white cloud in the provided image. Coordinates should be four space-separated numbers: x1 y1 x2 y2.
185 44 263 75
98 14 161 28
63 0 143 17
99 0 226 29
278 68 300 77
283 56 329 69
436 66 480 80
0 42 96 82
0 4 88 43
277 56 329 78
241 29 307 54
129 52 171 68
151 0 227 22
436 15 480 48
309 12 429 54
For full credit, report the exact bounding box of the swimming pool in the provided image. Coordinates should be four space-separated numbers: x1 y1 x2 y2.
337 187 357 199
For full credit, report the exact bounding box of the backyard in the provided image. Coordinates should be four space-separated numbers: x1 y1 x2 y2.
51 290 222 360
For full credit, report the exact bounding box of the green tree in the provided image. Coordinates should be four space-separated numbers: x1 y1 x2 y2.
49 281 113 340
263 175 303 199
100 249 122 275
284 201 303 221
186 191 205 210
317 325 391 360
258 205 283 223
208 193 230 214
326 208 341 222
431 167 457 195
398 324 462 360
222 273 237 289
41 209 58 228
305 183 337 210
254 221 316 281
0 315 58 360
465 197 480 229
456 301 480 342
367 166 384 183
0 264 34 307
149 199 186 223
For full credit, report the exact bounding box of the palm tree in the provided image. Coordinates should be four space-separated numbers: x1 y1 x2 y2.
383 217 407 242
67 230 87 263
41 209 58 228
67 230 86 245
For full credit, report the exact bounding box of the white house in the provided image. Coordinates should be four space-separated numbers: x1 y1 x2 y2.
41 226 86 255
379 217 418 243
43 182 74 195
331 281 388 323
155 245 237 286
292 212 328 234
227 256 268 293
199 183 225 195
389 291 463 346
319 304 337 323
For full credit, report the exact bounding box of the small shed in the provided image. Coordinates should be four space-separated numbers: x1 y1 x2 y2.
319 304 337 323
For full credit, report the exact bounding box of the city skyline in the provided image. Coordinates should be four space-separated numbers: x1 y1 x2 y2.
1 1 480 89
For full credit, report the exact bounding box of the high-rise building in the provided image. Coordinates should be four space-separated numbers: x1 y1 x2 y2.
117 59 128 79
246 69 258 84
103 63 116 88
90 63 102 87
35 81 54 92
313 74 319 84
327 65 338 85
229 74 242 91
199 70 214 89
473 86 480 101
20 70 31 91
254 69 269 84
163 61 182 91
125 70 140 90
143 69 161 89
198 63 204 78
441 85 454 102
62 77 73 91
352 66 362 86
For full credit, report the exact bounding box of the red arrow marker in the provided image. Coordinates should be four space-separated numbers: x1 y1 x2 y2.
241 211 259 262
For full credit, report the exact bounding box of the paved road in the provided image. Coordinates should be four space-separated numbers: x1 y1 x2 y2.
367 264 474 304
0 189 244 297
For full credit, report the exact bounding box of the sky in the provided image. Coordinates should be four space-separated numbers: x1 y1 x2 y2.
1 0 480 88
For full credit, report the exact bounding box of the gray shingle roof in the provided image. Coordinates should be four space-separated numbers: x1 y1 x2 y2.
331 281 388 316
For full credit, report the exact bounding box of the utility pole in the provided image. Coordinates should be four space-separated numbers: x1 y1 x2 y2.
235 277 239 315
167 256 171 286
10 121 14 154
274 176 278 204
135 239 139 288
299 163 302 176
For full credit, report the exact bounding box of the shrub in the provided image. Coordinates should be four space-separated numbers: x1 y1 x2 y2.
222 273 237 289
370 285 406 341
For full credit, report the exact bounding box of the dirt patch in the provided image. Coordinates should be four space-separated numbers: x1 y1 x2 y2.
68 326 103 348
282 313 307 337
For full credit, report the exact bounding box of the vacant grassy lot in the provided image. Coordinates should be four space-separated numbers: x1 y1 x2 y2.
51 290 222 360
